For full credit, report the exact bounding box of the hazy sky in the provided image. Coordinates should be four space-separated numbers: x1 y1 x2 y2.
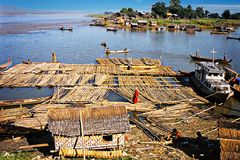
0 0 239 13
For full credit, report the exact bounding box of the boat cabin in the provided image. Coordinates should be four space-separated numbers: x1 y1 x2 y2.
194 62 231 93
137 20 148 28
131 22 138 29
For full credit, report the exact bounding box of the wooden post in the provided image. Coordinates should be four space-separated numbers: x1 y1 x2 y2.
80 111 85 160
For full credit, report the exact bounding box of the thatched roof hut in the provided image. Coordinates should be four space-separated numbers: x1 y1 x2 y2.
48 105 130 137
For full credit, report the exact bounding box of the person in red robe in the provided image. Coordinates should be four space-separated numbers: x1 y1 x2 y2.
133 87 139 104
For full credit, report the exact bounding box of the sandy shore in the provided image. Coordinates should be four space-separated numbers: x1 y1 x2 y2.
0 21 91 34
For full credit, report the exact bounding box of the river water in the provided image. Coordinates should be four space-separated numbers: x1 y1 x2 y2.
0 13 239 116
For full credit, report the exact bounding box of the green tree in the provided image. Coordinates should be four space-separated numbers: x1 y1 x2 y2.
151 2 167 18
208 13 220 18
170 0 181 7
204 10 209 17
231 12 240 19
195 7 204 18
222 10 231 19
120 8 128 13
184 5 195 19
120 8 137 17
168 0 183 16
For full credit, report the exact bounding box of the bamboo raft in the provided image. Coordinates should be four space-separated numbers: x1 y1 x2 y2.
96 58 161 66
0 58 209 134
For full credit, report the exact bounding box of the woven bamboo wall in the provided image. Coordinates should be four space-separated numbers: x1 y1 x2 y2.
54 134 125 150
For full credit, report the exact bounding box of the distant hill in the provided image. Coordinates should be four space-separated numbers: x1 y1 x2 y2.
0 5 52 15
0 5 30 15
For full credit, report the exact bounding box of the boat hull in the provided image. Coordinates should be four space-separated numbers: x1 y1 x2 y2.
0 96 52 107
190 55 232 64
189 75 229 103
231 85 240 99
105 49 129 54
0 60 12 71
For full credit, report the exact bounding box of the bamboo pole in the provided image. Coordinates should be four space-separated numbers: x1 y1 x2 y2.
80 111 85 160
19 143 49 149
172 105 216 125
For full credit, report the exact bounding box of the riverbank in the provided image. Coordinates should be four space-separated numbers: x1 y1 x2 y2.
89 13 240 29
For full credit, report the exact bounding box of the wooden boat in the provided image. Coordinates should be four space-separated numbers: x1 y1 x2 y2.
0 59 12 71
0 95 52 107
106 27 117 32
227 36 240 40
189 62 232 103
231 85 240 98
210 31 228 34
190 55 232 64
59 27 73 31
105 49 129 54
22 59 32 64
177 70 192 77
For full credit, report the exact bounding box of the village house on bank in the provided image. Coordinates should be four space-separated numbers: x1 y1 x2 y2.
48 105 130 158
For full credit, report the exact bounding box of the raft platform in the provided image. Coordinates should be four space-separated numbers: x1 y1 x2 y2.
0 58 208 133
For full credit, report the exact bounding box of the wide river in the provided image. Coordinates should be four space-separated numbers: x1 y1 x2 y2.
0 13 239 116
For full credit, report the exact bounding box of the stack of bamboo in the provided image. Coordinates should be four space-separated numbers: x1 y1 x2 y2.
96 58 161 66
218 121 240 160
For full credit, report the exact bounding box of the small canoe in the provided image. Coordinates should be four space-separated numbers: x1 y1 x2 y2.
0 59 12 71
0 95 52 107
210 31 228 34
105 49 129 54
227 36 240 40
59 27 73 31
106 27 117 32
190 55 232 64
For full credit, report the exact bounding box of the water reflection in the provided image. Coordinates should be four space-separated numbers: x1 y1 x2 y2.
0 87 53 100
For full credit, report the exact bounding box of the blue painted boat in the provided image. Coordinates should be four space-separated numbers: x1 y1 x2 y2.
0 58 12 71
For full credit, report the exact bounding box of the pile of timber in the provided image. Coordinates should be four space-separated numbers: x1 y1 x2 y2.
13 104 69 131
0 107 29 123
142 103 203 122
96 58 161 66
218 121 240 160
1 102 155 134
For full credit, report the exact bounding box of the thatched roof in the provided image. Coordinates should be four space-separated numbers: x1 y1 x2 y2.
218 121 240 140
48 105 130 137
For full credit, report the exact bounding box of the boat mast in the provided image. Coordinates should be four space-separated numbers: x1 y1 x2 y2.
210 48 217 64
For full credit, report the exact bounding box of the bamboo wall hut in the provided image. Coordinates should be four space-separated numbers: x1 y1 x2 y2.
48 105 130 158
218 121 240 160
